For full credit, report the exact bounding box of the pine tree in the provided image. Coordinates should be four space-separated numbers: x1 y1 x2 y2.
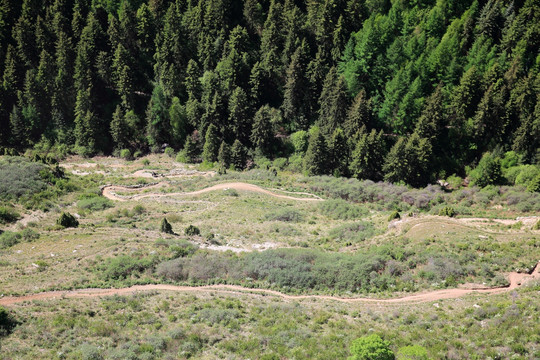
317 67 348 137
184 132 199 163
169 97 188 149
9 105 27 148
146 84 169 151
251 105 275 156
202 123 220 163
344 89 371 139
218 141 231 169
228 86 251 145
231 139 247 170
304 129 329 176
329 128 349 177
282 41 311 131
110 105 128 150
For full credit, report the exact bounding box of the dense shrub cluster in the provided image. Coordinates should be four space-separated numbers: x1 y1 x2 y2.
0 206 20 224
77 197 114 212
97 255 159 281
265 209 304 223
318 199 367 220
0 229 39 249
57 212 79 228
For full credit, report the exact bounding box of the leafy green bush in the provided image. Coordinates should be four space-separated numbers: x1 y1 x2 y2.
265 209 303 222
0 306 17 337
98 255 157 280
185 225 200 236
348 334 395 360
438 206 455 217
0 206 20 224
328 222 375 243
388 210 400 221
319 199 367 220
164 147 175 158
468 152 502 187
396 345 428 360
77 197 113 212
120 149 132 160
0 229 40 248
57 212 79 228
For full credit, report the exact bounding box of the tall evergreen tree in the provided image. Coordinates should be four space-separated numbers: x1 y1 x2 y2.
202 123 220 163
146 84 169 151
304 128 329 176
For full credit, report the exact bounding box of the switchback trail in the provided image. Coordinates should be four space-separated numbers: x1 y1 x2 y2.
101 182 323 202
2 262 538 306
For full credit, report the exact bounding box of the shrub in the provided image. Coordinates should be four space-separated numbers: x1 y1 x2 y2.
0 206 20 224
534 220 540 230
0 306 17 337
438 206 455 217
445 174 463 189
0 157 47 202
396 345 428 360
164 147 175 158
99 255 157 280
0 229 39 249
388 210 400 221
328 222 375 242
185 225 200 236
319 199 367 220
132 204 145 215
265 209 303 222
77 197 113 212
160 218 173 234
120 149 132 160
468 152 502 187
57 212 79 228
348 334 395 360
79 343 103 360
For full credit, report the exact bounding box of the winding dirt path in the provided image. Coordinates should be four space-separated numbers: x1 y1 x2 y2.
101 182 323 202
1 263 538 306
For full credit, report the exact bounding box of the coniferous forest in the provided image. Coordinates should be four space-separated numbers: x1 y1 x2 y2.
0 0 539 186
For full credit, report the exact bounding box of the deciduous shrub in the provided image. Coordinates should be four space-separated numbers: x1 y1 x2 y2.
57 212 79 228
319 199 367 220
0 206 20 224
265 209 303 222
185 225 200 236
0 306 17 337
77 197 113 212
98 255 157 280
438 206 455 217
348 334 395 360
396 345 428 360
120 149 132 160
388 210 400 221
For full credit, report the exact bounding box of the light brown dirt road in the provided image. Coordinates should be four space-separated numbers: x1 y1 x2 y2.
101 182 323 202
1 262 538 306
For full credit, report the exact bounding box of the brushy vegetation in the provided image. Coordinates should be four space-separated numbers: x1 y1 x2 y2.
0 157 74 209
77 196 114 212
0 206 20 224
318 199 367 220
0 228 39 249
265 208 304 223
56 212 79 228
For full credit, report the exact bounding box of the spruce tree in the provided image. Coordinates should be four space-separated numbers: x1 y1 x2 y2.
228 86 251 145
169 97 188 149
329 128 349 177
202 123 220 163
146 84 169 151
303 129 329 176
218 141 231 169
345 90 371 139
110 105 128 150
231 139 247 170
251 105 276 156
184 132 200 163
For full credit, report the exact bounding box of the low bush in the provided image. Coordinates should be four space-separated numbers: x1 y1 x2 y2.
0 306 18 337
120 149 132 160
388 210 400 221
438 206 455 217
319 199 367 220
0 229 40 248
57 212 79 228
98 255 158 280
77 197 113 212
185 225 200 236
328 222 375 243
265 209 303 222
0 206 20 224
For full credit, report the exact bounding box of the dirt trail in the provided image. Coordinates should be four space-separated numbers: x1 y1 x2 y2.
101 182 323 202
2 262 538 306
